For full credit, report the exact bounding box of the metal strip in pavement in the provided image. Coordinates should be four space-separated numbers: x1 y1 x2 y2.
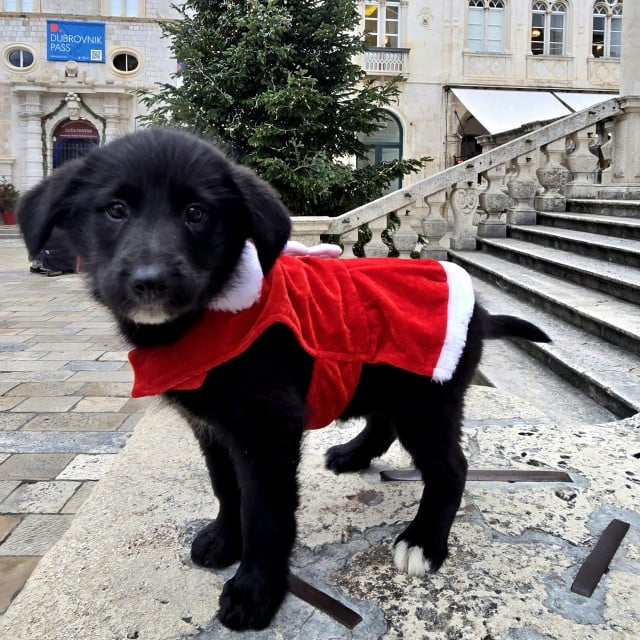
571 519 631 597
380 468 573 483
288 574 362 629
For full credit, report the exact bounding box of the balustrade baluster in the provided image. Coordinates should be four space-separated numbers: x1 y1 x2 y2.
534 139 570 212
507 154 539 225
449 181 479 250
477 163 509 237
565 126 598 198
365 216 391 257
420 191 448 260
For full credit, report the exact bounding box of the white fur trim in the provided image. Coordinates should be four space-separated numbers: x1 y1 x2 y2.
207 241 264 313
393 541 431 576
431 261 475 383
282 240 343 258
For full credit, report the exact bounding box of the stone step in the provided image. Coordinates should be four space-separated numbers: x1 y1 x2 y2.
449 249 640 356
568 198 640 218
475 236 640 305
537 210 640 240
471 277 640 418
507 224 640 268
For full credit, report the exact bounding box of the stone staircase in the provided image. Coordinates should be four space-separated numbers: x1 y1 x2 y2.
449 199 640 424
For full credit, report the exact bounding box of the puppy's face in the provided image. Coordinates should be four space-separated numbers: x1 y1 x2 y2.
18 129 291 330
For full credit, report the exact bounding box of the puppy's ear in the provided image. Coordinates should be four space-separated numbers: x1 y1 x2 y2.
231 164 291 274
17 158 85 258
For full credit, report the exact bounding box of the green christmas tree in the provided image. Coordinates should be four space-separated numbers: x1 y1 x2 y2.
140 0 429 216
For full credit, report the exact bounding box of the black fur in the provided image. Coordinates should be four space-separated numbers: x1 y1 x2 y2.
17 128 551 631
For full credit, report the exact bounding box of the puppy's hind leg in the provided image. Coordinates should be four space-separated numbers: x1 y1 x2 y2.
191 431 242 569
391 398 467 576
325 409 396 473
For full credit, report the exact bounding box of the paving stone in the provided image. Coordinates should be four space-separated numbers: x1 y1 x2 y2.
77 382 131 397
60 481 97 514
0 371 74 383
72 397 129 413
0 382 19 394
21 412 127 432
0 431 129 454
4 381 85 397
0 514 21 542
56 455 117 481
0 454 75 481
0 361 67 372
0 481 20 501
62 361 124 372
118 413 146 432
98 351 130 361
0 397 26 411
120 398 152 413
1 481 81 514
0 411 32 430
39 350 105 361
0 556 41 613
11 396 81 413
0 514 74 556
67 371 133 382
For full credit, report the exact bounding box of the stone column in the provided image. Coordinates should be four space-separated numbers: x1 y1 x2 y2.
18 91 44 187
607 0 640 196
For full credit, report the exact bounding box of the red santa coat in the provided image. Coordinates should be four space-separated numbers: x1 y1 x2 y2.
128 249 475 430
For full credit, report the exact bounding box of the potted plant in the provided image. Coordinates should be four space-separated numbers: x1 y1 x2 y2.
0 177 19 225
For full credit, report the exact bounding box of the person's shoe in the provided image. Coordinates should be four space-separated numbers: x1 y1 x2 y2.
46 270 64 277
30 265 47 274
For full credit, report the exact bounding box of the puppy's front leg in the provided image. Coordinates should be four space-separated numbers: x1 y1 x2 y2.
191 431 242 569
218 418 303 631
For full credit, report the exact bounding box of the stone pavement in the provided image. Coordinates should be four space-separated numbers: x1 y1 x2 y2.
0 230 151 613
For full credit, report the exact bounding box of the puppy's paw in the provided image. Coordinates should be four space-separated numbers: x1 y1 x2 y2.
393 532 448 575
218 567 287 631
324 444 371 474
191 519 241 569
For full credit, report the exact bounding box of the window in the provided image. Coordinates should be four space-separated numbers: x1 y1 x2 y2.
592 1 623 58
109 0 140 17
467 0 505 53
3 0 35 10
364 1 400 48
5 46 35 70
357 112 403 192
531 1 566 56
112 52 138 72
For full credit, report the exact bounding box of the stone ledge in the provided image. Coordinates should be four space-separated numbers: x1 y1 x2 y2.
0 389 638 639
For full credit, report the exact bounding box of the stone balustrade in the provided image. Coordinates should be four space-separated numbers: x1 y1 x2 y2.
290 97 624 258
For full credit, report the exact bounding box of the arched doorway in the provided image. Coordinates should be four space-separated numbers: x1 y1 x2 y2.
357 111 404 192
52 119 99 169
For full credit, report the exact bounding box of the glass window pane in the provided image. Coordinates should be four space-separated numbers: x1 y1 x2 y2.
22 0 34 10
5 0 18 9
125 0 138 17
111 0 122 16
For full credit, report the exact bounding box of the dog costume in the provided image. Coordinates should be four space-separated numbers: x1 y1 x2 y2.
128 243 475 429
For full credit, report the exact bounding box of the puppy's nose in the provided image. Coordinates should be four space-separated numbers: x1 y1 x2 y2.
131 265 169 295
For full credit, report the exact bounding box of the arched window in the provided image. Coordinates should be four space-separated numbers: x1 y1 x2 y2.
467 0 506 53
531 1 567 56
364 1 401 48
592 1 623 58
357 112 403 191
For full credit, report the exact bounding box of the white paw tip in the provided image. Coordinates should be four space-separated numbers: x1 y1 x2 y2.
393 541 430 576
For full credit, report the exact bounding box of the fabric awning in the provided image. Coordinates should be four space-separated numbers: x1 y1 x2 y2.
450 88 617 135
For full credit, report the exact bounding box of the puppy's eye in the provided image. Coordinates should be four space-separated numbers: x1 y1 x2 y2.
185 204 206 224
104 201 128 221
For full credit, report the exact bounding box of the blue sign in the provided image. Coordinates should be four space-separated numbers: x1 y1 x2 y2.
47 20 105 63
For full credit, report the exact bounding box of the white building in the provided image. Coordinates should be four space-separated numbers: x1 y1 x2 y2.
0 1 624 192
0 0 179 190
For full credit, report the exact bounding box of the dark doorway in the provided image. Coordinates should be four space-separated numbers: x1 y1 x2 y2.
52 119 100 169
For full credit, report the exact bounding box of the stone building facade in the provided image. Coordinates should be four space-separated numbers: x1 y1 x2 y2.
0 1 624 193
0 0 179 190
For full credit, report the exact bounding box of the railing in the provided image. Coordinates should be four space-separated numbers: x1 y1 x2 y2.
362 47 410 76
290 97 624 259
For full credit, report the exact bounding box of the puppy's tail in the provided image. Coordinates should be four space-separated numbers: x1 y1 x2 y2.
484 314 551 343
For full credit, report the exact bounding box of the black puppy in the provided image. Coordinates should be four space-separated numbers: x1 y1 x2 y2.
18 129 550 631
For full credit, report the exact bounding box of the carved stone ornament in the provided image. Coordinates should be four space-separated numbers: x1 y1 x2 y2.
65 92 82 120
418 5 433 28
